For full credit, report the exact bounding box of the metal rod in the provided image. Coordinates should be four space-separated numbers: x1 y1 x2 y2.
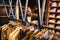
19 0 24 21
24 0 29 21
9 0 15 19
38 0 41 26
3 0 9 18
41 0 46 25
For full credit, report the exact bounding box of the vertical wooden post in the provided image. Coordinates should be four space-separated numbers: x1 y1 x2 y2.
15 0 19 20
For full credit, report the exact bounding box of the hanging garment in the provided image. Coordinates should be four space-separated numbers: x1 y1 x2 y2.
35 29 46 38
11 28 20 40
29 29 39 40
48 34 54 40
22 29 34 40
8 27 20 40
19 29 26 40
52 32 60 40
1 23 18 40
1 24 9 40
6 24 17 40
39 31 49 39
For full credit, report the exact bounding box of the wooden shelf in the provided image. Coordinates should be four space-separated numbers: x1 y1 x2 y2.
49 17 60 19
46 0 60 31
50 12 60 14
49 17 55 19
48 22 60 25
51 6 60 8
56 23 60 25
43 25 60 31
51 0 60 2
0 16 8 18
48 22 55 24
56 18 60 19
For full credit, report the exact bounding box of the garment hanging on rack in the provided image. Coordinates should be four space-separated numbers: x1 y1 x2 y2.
1 20 60 40
9 27 20 40
1 24 17 40
29 29 39 40
1 24 9 40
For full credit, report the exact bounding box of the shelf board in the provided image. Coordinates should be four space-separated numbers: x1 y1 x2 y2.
49 17 55 19
51 6 60 8
43 25 60 31
48 22 55 24
49 22 60 25
56 23 60 25
51 0 60 2
50 12 60 14
56 18 60 19
49 17 60 19
0 16 8 18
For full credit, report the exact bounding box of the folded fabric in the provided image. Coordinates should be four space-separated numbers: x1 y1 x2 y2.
51 2 57 7
49 14 55 17
49 19 55 23
57 9 60 12
27 16 31 23
56 15 60 18
32 20 38 24
57 20 60 23
50 8 56 12
49 24 55 28
56 26 60 29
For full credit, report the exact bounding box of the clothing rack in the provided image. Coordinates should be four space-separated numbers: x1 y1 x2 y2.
8 18 60 32
1 18 60 40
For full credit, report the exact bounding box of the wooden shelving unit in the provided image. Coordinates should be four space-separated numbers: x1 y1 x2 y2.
47 0 60 28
